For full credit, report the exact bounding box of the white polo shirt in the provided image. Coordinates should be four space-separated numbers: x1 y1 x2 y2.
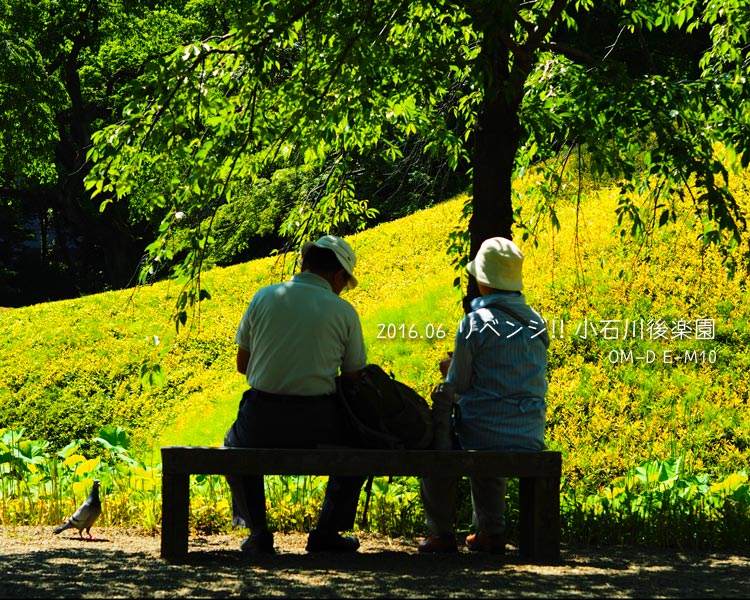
235 272 368 396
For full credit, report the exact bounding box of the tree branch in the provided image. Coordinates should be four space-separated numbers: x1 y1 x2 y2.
523 0 570 53
542 40 599 66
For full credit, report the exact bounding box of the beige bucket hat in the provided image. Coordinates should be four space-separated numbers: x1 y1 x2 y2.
466 237 524 291
301 235 358 290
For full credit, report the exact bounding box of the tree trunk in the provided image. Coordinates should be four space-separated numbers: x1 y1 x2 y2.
50 34 143 293
464 11 523 311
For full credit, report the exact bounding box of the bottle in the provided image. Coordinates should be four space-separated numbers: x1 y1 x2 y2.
431 382 457 450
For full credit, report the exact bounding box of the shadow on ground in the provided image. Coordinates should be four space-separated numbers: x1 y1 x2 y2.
3 536 749 599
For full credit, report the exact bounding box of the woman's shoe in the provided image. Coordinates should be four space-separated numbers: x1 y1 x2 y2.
465 531 505 554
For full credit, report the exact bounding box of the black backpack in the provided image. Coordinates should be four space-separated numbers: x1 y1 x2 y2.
337 364 434 450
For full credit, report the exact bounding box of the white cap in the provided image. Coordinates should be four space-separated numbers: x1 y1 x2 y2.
466 237 524 291
301 235 358 290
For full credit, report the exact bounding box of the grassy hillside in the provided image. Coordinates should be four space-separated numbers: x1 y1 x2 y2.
2 180 750 500
0 198 465 454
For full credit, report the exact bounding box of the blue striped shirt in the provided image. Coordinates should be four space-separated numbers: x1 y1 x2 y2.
447 292 549 451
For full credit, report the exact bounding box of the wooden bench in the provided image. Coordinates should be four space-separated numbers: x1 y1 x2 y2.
160 446 562 563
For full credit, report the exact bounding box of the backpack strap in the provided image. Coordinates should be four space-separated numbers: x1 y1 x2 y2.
361 475 375 528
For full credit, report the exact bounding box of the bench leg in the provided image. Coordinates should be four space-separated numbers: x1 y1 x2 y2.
161 473 190 562
518 476 560 563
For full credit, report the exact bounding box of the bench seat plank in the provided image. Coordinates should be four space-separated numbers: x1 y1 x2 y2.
161 447 561 477
160 446 561 564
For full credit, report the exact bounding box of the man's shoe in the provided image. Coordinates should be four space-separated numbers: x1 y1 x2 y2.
418 534 458 553
240 530 275 555
305 529 360 553
465 531 505 554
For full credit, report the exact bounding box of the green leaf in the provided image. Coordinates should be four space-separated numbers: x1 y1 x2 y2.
94 426 131 451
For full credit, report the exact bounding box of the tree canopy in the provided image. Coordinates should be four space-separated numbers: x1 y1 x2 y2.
3 1 750 314
0 0 235 303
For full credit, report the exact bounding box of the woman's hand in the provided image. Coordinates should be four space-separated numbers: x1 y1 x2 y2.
439 351 453 378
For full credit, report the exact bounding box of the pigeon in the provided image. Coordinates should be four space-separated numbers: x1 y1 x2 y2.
53 479 102 539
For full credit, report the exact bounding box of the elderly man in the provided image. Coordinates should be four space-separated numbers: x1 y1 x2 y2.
224 235 367 555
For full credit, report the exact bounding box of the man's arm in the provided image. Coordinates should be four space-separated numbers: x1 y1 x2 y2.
236 347 250 375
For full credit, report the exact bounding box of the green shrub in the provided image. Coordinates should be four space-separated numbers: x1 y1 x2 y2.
3 164 750 547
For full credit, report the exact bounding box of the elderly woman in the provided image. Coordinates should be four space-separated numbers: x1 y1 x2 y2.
419 237 549 554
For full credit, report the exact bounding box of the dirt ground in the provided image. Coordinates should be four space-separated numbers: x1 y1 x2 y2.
1 526 749 599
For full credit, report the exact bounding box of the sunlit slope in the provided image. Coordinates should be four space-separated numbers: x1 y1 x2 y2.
2 181 749 491
158 197 470 448
0 196 467 451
